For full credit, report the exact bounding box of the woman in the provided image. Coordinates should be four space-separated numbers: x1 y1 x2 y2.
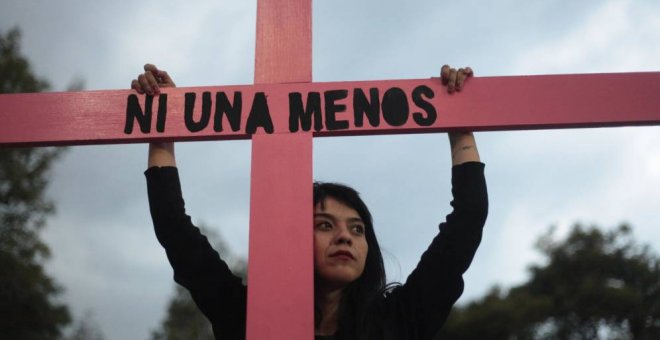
135 64 487 339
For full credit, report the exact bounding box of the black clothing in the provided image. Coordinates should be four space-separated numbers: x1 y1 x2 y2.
145 162 488 340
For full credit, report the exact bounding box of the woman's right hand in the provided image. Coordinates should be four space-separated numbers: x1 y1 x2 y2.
131 63 176 96
132 64 178 168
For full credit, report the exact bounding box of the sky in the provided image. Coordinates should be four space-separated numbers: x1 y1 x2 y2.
2 0 660 339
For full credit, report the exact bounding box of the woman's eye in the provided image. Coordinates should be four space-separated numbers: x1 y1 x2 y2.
352 225 365 235
316 222 332 230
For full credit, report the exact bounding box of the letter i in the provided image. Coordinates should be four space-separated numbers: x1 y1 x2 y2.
156 94 168 132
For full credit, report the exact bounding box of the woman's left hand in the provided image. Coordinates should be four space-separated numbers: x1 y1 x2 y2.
440 64 480 164
441 65 473 93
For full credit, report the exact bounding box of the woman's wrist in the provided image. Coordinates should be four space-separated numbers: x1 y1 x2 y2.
448 132 480 165
148 142 176 168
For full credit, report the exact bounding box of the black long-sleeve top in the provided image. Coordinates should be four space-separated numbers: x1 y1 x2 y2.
145 162 488 340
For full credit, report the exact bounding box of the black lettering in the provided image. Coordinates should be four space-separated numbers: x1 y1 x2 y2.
214 92 242 132
156 94 167 132
324 90 349 131
381 87 409 127
288 92 323 132
184 92 212 132
246 92 274 134
125 94 154 134
353 88 380 127
411 85 436 126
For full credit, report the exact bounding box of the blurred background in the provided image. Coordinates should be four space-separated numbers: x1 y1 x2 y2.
1 0 659 339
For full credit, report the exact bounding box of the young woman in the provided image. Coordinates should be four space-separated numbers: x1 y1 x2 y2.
135 64 487 339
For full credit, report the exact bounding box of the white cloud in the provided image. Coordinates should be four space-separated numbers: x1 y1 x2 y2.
514 0 660 74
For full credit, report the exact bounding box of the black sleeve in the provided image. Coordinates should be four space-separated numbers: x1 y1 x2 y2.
382 162 488 340
145 166 246 340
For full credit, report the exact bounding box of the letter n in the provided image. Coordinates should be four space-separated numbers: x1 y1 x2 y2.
125 94 167 134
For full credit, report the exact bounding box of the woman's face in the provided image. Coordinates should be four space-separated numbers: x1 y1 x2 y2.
314 197 368 289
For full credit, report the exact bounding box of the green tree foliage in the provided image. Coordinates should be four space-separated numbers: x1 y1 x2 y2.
0 28 50 93
440 224 660 340
0 27 71 339
151 226 247 340
151 286 216 340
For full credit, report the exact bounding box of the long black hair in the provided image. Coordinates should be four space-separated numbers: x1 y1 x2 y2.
313 182 387 339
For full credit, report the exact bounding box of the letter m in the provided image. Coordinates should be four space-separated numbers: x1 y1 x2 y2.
288 92 323 132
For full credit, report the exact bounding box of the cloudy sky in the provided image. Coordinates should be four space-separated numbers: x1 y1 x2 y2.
2 0 660 339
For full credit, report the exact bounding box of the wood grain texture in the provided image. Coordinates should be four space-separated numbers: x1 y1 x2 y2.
247 0 314 339
247 133 313 340
254 0 311 84
1 72 659 147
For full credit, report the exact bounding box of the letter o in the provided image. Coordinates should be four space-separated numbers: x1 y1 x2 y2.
381 87 409 126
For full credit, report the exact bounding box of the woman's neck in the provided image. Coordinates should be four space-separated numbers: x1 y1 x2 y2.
315 287 343 336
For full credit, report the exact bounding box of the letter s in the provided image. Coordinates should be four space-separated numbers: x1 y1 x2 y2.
411 85 436 126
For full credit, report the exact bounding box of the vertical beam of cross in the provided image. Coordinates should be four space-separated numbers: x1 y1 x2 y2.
246 0 313 339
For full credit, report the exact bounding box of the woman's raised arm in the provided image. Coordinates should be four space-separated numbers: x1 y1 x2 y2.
131 63 177 168
440 64 481 165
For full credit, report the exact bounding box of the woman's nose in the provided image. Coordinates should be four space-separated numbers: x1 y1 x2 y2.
333 225 353 245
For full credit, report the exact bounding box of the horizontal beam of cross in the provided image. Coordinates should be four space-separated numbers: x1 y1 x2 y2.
1 72 659 147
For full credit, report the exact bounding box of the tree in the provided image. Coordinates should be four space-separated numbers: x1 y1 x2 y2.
151 285 216 340
151 226 247 340
0 27 70 339
440 224 660 340
0 28 49 93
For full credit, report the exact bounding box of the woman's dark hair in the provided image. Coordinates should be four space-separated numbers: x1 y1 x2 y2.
313 182 386 339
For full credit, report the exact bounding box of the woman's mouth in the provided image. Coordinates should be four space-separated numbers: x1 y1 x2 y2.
330 250 355 260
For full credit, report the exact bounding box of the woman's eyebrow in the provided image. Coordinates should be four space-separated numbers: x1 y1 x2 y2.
314 212 335 220
313 213 363 223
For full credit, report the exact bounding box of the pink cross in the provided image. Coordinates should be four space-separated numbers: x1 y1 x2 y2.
1 1 659 339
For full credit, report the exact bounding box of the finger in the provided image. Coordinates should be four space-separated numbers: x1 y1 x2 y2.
145 63 175 87
158 70 176 87
441 64 451 85
447 68 458 93
144 63 159 74
131 79 144 94
455 68 467 92
138 74 154 96
455 67 474 92
145 71 161 95
144 63 164 87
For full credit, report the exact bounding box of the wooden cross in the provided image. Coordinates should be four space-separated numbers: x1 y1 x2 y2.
1 0 659 339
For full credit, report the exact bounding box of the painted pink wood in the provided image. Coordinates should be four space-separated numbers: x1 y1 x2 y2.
247 0 313 339
247 133 313 340
254 0 311 84
1 72 659 147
